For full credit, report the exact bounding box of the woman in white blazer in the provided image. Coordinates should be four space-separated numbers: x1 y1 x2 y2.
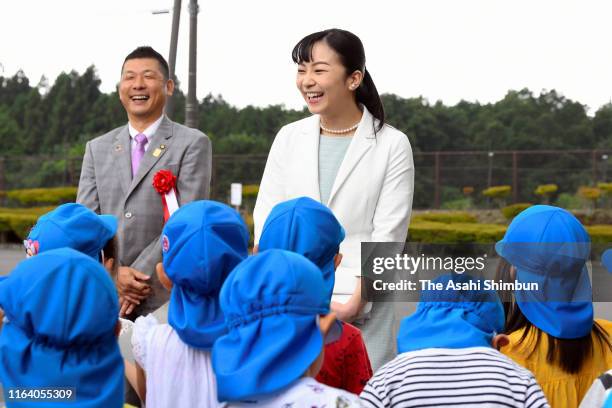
254 28 414 370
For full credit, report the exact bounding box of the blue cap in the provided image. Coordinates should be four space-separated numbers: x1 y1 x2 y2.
0 248 123 406
259 197 345 344
397 273 505 353
495 205 593 339
602 249 612 274
212 249 329 401
26 203 117 260
260 197 345 302
162 200 249 350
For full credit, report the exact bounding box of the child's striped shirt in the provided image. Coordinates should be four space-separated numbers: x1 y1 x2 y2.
360 347 549 408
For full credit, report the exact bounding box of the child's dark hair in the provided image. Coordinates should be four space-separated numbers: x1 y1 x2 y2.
292 28 385 133
505 302 611 374
123 46 170 80
102 236 119 279
494 258 515 323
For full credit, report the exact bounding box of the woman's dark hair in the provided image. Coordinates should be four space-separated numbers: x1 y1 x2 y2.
505 302 611 374
292 28 385 132
494 258 515 323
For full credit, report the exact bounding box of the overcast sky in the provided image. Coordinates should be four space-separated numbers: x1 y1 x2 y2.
3 0 612 112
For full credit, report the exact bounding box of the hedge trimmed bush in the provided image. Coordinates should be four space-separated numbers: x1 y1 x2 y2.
534 184 558 196
412 211 477 224
598 182 612 195
0 207 54 240
6 187 77 206
408 220 507 243
501 203 533 220
585 225 612 244
408 220 612 244
482 185 511 198
242 185 259 199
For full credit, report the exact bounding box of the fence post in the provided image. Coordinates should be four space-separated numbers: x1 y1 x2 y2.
512 151 518 203
592 150 598 185
0 156 5 192
434 152 441 209
210 156 218 200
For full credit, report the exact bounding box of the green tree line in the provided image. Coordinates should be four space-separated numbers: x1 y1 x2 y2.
1 67 611 208
2 66 612 157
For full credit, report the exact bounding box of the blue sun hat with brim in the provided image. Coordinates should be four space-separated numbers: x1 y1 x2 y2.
26 203 117 260
495 205 593 339
259 197 345 344
397 273 505 353
0 248 123 407
162 200 249 350
212 249 329 402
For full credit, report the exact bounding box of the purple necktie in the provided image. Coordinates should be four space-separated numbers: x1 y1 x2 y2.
131 133 148 177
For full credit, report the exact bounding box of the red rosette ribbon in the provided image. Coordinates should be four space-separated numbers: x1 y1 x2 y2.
152 169 179 222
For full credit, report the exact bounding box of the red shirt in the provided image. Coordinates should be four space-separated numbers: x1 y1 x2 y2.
316 322 373 394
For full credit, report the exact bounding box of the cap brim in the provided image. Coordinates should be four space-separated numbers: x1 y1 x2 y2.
213 313 322 401
515 264 593 339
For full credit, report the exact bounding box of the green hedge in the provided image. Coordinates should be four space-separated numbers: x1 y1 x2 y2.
6 187 77 206
412 211 477 224
585 225 612 244
0 207 53 240
242 185 259 199
408 220 507 243
501 203 533 220
409 220 612 244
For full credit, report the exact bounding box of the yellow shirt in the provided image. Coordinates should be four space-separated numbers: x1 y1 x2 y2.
502 319 611 408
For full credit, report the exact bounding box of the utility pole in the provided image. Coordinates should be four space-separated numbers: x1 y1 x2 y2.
165 0 182 119
185 0 199 128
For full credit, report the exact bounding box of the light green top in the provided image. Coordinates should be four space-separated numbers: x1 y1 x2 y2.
318 134 353 205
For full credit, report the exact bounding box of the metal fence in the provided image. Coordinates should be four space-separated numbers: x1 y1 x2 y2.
0 149 610 209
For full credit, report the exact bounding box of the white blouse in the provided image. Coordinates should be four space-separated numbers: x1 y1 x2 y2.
132 314 222 408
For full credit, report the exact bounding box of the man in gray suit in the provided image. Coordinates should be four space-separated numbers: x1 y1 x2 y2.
77 46 211 318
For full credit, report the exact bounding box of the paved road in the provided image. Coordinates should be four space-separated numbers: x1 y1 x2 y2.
0 245 23 276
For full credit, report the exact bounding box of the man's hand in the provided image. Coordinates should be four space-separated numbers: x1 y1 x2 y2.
117 266 151 303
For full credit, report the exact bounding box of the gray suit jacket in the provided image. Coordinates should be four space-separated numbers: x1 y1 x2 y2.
77 116 211 315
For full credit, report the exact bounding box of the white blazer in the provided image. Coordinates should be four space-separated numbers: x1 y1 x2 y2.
254 107 414 302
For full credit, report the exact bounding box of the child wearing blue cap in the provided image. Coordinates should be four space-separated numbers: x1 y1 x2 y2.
21 203 142 316
0 247 124 407
496 205 611 407
258 197 373 394
24 202 118 265
212 249 364 406
125 200 249 408
361 273 550 408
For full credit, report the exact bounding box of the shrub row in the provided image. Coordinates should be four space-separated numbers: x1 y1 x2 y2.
412 211 477 224
1 205 610 245
4 187 78 206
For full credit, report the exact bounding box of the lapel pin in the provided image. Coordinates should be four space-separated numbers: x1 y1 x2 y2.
152 148 162 157
160 144 166 150
114 145 123 152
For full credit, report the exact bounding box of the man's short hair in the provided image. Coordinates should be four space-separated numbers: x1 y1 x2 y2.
122 46 170 80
